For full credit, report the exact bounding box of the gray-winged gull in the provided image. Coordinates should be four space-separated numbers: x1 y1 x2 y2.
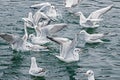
75 5 113 28
78 30 107 43
47 34 81 63
0 22 48 52
29 23 67 45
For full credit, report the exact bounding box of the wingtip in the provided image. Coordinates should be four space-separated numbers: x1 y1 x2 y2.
46 36 53 40
0 33 8 36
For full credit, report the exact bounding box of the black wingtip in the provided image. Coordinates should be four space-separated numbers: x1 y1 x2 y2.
46 36 53 40
47 36 60 44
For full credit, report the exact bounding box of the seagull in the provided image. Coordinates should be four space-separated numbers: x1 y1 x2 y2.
30 2 58 20
29 23 67 45
29 57 46 77
22 10 50 28
85 70 95 80
75 5 113 28
47 34 81 63
46 5 58 19
64 0 83 8
0 22 48 52
78 30 107 43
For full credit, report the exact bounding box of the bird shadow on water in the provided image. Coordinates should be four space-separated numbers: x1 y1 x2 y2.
84 28 97 34
10 51 24 68
30 76 45 80
63 62 80 80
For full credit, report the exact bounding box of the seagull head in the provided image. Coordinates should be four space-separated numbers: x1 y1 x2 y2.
31 57 36 61
29 34 35 39
74 48 81 54
85 70 94 76
79 30 87 35
85 70 95 80
51 5 55 9
74 12 82 16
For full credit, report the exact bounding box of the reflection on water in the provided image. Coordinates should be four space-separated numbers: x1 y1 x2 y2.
0 0 120 80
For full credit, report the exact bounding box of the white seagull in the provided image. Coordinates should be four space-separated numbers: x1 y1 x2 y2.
29 57 46 77
75 5 113 28
22 10 50 28
30 2 58 20
78 30 107 43
47 34 81 63
85 70 95 80
46 5 58 19
64 0 83 8
0 22 48 52
29 23 67 45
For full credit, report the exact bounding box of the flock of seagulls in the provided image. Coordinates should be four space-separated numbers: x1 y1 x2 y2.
0 0 114 79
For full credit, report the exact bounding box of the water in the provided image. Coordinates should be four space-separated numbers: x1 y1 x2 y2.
0 0 120 80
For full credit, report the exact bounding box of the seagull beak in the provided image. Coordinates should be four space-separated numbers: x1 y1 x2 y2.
84 73 88 76
41 68 46 72
74 12 80 16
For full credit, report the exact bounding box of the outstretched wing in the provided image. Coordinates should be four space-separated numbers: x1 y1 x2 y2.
47 36 70 57
33 11 50 25
64 34 78 58
88 5 113 19
30 2 51 9
46 23 67 33
47 36 69 44
0 33 21 44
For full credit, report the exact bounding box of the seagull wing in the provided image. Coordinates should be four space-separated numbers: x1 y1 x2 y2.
48 23 67 33
0 33 22 44
31 68 44 74
30 2 51 8
90 34 104 40
33 11 43 25
64 34 78 58
47 36 70 57
33 11 50 25
28 12 33 22
88 5 113 19
47 36 69 44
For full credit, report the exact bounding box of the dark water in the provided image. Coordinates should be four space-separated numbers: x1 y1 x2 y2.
0 0 120 80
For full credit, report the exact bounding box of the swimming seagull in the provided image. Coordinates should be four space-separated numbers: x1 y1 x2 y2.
47 34 81 63
64 0 83 8
85 70 95 80
29 57 46 77
78 30 108 43
75 5 113 28
0 22 48 52
29 23 67 45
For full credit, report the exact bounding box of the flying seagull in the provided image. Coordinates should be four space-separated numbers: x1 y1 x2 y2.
0 22 48 52
30 2 58 20
29 23 67 45
22 10 50 28
75 5 113 28
47 34 81 63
